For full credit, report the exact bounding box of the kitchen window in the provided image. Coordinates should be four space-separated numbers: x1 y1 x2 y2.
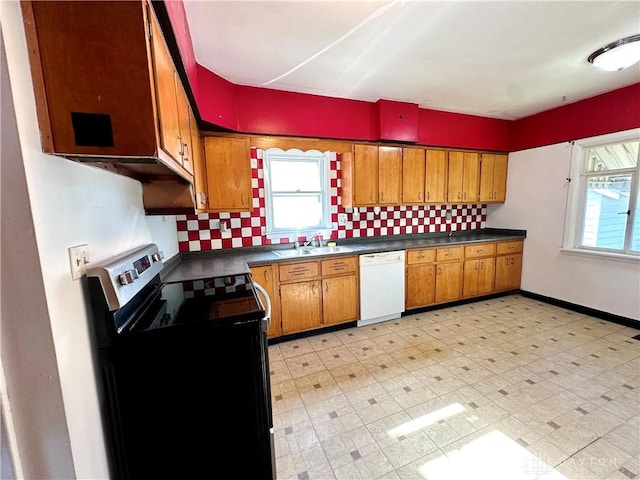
263 148 332 239
564 130 640 257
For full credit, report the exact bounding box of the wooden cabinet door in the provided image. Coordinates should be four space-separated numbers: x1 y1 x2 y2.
204 136 252 211
492 154 508 203
495 254 521 291
149 10 182 165
478 257 495 295
462 152 480 203
323 275 358 325
479 154 495 202
402 148 426 203
280 281 321 334
175 76 193 175
447 151 464 203
250 265 281 338
378 146 402 204
353 144 378 206
425 150 448 203
463 259 480 297
435 261 462 303
189 110 207 211
406 264 436 309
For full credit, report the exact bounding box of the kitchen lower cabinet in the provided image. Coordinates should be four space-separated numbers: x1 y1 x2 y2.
280 281 321 334
435 261 463 303
250 265 282 339
495 253 523 291
462 243 496 298
275 256 359 336
322 275 358 325
406 264 436 309
463 258 495 297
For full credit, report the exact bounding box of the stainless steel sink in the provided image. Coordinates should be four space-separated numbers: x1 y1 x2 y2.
272 245 353 259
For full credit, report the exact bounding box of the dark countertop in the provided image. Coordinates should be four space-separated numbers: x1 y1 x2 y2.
161 228 526 283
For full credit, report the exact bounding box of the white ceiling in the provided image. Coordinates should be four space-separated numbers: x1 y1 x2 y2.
183 1 640 120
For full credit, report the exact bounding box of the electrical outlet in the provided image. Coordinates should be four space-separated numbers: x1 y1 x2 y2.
220 220 228 232
338 213 347 225
69 244 90 280
445 209 452 222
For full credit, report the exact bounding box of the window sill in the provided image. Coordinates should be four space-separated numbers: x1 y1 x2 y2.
560 248 640 264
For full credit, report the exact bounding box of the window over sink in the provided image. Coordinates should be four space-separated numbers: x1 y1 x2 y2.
263 148 332 240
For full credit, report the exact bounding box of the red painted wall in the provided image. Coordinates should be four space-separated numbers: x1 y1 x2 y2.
234 85 379 140
163 1 639 152
511 83 640 151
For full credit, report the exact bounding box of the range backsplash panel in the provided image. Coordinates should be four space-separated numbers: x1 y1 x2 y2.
177 148 486 252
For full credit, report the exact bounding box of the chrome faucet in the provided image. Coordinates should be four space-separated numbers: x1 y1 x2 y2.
303 231 324 248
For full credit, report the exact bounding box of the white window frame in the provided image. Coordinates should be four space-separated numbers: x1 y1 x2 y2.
263 148 332 240
563 128 640 259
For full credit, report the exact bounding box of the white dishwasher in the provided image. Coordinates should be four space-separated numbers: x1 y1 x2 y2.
358 250 405 326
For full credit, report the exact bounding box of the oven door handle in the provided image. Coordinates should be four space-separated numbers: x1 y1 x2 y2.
252 281 271 330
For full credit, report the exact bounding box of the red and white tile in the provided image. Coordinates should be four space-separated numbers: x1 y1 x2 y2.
177 148 487 252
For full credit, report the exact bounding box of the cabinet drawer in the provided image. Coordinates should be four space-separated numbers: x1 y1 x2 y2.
496 240 524 255
321 256 357 276
407 248 436 265
436 246 463 262
279 261 319 282
464 243 496 259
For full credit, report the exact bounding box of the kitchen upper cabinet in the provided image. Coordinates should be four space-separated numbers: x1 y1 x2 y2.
203 136 253 212
425 150 448 204
189 111 208 211
22 0 193 184
495 241 524 291
480 154 508 203
353 144 379 206
378 147 402 205
352 144 401 206
250 265 282 339
447 152 480 204
402 148 426 203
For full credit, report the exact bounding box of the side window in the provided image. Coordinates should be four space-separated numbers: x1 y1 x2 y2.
263 148 332 239
568 137 639 254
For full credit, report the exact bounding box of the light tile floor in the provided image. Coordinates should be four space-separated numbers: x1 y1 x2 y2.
268 294 640 480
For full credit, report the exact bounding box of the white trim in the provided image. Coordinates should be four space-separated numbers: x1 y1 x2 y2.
263 148 332 240
560 247 640 263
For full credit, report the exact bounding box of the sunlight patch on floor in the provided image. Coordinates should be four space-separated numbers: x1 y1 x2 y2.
387 403 465 438
418 430 569 480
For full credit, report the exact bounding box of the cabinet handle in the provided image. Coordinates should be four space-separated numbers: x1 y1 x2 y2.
445 252 452 257
325 282 329 292
264 271 269 282
437 267 442 276
457 192 462 200
418 254 425 259
241 193 247 205
311 283 317 295
463 192 467 200
418 192 422 200
426 192 430 200
475 263 478 270
198 192 207 207
370 192 374 202
429 267 433 276
177 136 184 156
494 191 498 200
380 192 385 201
183 142 190 161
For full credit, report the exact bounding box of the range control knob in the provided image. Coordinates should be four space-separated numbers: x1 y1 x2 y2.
119 269 139 285
152 252 162 262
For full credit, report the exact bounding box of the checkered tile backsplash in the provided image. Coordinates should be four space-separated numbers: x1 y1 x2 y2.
177 148 487 252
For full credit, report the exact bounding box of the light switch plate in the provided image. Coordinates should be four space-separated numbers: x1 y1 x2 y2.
69 244 90 280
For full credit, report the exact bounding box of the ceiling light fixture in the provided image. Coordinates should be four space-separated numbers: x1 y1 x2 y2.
588 34 640 71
